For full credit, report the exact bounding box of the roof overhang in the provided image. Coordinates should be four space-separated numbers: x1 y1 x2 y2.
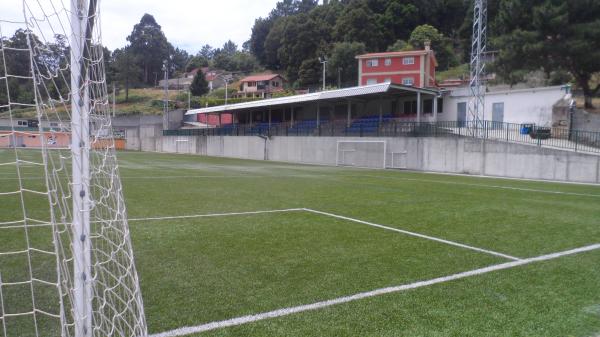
186 83 440 115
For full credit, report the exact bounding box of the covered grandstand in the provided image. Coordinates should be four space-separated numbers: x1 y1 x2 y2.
185 83 442 133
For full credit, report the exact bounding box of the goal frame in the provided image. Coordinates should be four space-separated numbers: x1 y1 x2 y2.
335 140 387 169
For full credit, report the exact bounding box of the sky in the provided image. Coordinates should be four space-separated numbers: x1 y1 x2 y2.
0 0 280 53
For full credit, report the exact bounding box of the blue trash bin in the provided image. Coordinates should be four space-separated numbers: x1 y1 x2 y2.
520 124 533 135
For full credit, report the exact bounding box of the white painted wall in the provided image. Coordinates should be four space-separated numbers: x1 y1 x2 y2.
440 85 568 125
148 135 600 184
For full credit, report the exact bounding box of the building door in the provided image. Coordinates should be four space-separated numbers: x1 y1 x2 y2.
457 102 467 127
492 102 504 129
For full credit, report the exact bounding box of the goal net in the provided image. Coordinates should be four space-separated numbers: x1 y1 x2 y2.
335 140 387 169
0 1 146 337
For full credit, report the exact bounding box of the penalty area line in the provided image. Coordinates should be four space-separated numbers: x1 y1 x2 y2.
128 208 304 222
303 208 522 261
150 243 600 337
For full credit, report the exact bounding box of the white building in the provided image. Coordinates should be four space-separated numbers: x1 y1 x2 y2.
439 85 568 126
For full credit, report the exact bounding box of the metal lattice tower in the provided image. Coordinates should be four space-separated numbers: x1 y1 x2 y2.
468 0 488 133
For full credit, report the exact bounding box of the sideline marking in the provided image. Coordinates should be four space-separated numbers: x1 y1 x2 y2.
304 208 521 261
359 174 600 198
128 208 304 222
150 243 600 337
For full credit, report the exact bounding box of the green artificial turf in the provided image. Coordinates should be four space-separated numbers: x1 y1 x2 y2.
1 149 600 336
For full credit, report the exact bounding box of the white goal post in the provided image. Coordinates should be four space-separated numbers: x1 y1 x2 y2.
0 1 147 337
335 140 387 169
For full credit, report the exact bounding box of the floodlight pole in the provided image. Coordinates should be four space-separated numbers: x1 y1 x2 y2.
71 0 93 336
468 0 488 136
319 57 327 91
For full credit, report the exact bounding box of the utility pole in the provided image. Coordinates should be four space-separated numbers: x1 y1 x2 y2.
319 56 328 91
187 89 191 110
163 60 169 130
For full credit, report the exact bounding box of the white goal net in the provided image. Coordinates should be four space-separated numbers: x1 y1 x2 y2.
335 140 387 169
0 1 146 337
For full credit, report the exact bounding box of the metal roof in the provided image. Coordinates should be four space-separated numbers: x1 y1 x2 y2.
186 83 440 115
240 74 283 82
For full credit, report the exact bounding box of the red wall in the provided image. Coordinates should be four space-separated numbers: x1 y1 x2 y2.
361 74 420 87
197 113 233 126
360 55 422 86
360 55 420 74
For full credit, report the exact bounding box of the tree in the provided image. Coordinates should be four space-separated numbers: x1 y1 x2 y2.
186 55 209 72
112 47 142 102
189 71 209 96
169 45 190 77
328 41 366 87
221 40 238 55
409 24 457 70
126 14 170 85
249 17 273 64
333 1 384 51
494 0 600 108
387 39 411 52
198 44 215 60
409 24 443 48
298 58 321 87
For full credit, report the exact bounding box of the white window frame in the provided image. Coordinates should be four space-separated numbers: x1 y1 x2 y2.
367 59 379 67
402 57 415 65
366 78 377 85
402 77 414 86
384 58 392 66
17 120 27 126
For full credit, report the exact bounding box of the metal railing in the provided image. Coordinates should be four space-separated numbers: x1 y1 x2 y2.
163 120 600 154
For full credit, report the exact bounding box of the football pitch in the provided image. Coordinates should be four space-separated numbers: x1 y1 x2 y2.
2 149 600 336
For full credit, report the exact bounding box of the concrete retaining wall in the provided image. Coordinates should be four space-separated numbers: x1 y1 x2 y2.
141 134 600 184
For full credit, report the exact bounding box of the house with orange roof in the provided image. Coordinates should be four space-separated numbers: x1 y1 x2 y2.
236 74 286 98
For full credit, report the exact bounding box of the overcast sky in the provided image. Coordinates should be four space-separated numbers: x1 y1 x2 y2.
1 0 280 53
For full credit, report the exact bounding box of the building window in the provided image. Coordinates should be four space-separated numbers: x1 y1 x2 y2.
402 57 415 65
17 120 27 126
384 78 391 83
384 58 392 66
366 59 379 67
437 98 443 113
247 81 256 87
402 77 414 86
424 99 433 114
366 78 377 85
403 100 417 114
272 81 279 87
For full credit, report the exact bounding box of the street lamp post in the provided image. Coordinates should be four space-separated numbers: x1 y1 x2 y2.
319 56 328 91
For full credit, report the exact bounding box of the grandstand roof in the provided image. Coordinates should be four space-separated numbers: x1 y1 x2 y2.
186 83 440 115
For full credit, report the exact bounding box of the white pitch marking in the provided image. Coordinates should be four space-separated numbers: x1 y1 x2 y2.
150 243 600 337
303 208 522 261
359 174 600 198
128 208 305 222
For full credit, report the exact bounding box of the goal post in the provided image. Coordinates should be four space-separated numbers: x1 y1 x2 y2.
335 140 387 169
0 0 147 336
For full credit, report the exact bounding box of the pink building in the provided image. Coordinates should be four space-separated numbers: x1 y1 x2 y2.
356 43 437 88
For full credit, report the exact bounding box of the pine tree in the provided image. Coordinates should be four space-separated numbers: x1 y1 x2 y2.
190 71 209 96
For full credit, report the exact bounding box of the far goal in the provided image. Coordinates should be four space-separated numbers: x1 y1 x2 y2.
336 140 386 169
